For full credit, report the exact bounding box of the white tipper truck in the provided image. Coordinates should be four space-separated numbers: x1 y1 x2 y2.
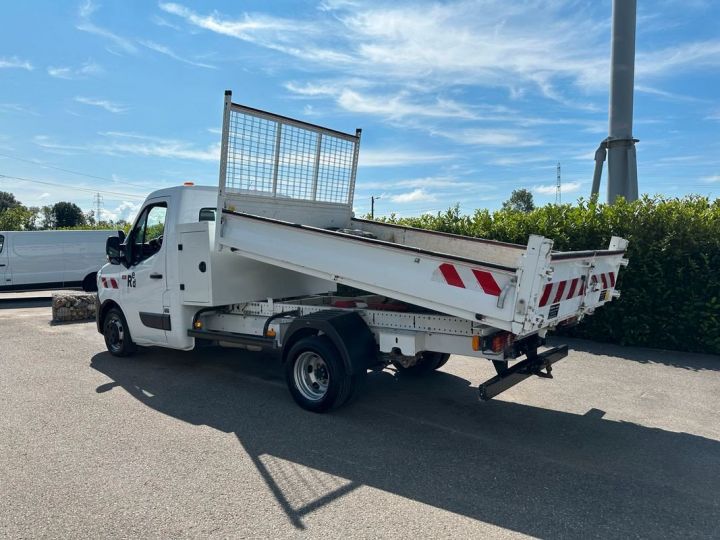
97 91 629 412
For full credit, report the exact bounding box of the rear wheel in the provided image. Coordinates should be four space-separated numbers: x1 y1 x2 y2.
392 351 450 376
285 335 357 413
103 307 136 357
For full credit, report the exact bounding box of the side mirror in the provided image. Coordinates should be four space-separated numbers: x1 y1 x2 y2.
118 229 126 244
106 236 123 265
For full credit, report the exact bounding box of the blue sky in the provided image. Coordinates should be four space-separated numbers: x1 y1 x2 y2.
1 0 718 221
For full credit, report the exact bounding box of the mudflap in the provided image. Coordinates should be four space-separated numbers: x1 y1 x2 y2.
478 345 569 401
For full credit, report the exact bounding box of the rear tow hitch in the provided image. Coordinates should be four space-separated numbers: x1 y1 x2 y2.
478 345 569 401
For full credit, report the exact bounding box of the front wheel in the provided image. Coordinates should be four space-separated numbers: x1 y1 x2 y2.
285 335 357 413
103 307 136 357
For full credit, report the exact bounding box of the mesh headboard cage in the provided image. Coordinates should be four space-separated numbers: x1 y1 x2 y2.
218 91 361 208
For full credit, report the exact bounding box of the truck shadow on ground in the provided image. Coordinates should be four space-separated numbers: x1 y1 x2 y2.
91 348 720 538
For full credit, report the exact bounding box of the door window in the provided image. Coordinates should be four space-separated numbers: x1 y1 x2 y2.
0 234 4 254
199 208 216 222
130 203 167 265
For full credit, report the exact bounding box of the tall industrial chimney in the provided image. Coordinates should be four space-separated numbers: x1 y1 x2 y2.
591 0 639 202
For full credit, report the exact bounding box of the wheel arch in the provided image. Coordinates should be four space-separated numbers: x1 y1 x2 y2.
281 310 377 375
96 299 122 334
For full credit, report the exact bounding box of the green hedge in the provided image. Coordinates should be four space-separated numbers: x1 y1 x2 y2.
381 196 720 355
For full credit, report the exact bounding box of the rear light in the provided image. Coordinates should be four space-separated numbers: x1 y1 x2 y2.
471 335 481 351
487 331 515 353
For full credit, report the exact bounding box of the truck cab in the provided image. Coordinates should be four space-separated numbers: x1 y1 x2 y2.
98 185 224 349
97 184 333 351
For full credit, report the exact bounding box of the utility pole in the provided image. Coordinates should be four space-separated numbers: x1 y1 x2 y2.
371 195 381 219
591 0 639 203
93 192 103 224
556 162 561 204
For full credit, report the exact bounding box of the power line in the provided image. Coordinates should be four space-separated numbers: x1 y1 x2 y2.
0 150 151 190
0 173 146 199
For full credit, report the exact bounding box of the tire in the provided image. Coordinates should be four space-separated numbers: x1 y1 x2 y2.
285 335 355 413
434 353 451 370
82 273 98 292
103 307 137 357
392 351 450 376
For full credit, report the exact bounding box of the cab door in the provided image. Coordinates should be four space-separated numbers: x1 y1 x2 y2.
122 198 169 344
0 234 9 288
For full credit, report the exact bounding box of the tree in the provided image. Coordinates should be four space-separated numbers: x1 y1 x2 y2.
52 202 86 228
502 189 535 213
0 191 21 214
0 206 35 230
85 210 96 227
40 205 55 228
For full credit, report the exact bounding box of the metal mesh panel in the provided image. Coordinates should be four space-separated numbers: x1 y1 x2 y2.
222 103 359 206
316 136 355 204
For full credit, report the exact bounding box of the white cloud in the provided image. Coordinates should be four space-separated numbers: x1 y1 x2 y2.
0 56 33 70
34 132 219 162
359 175 480 192
396 176 475 189
489 155 556 167
634 84 706 103
287 83 479 121
74 96 128 113
0 103 39 116
389 189 436 203
439 128 542 147
701 175 720 183
76 0 138 54
101 132 219 161
359 149 452 167
102 200 143 223
637 40 720 79
47 61 102 79
139 40 217 69
163 1 608 103
534 181 582 195
164 1 720 108
151 15 182 31
159 2 353 63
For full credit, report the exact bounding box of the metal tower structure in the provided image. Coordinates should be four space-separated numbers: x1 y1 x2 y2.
93 192 103 223
591 0 639 203
556 162 561 204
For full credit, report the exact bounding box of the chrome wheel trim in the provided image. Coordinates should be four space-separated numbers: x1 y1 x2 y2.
293 351 330 401
106 315 125 353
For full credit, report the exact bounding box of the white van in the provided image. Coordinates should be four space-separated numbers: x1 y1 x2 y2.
0 230 114 292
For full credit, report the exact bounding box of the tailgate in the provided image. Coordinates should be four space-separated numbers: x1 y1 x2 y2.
514 235 629 335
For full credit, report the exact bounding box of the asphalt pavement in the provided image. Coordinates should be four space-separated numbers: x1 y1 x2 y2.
1 301 719 538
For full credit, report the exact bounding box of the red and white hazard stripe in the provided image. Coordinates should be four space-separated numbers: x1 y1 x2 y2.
101 277 119 289
433 263 502 296
539 271 615 307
